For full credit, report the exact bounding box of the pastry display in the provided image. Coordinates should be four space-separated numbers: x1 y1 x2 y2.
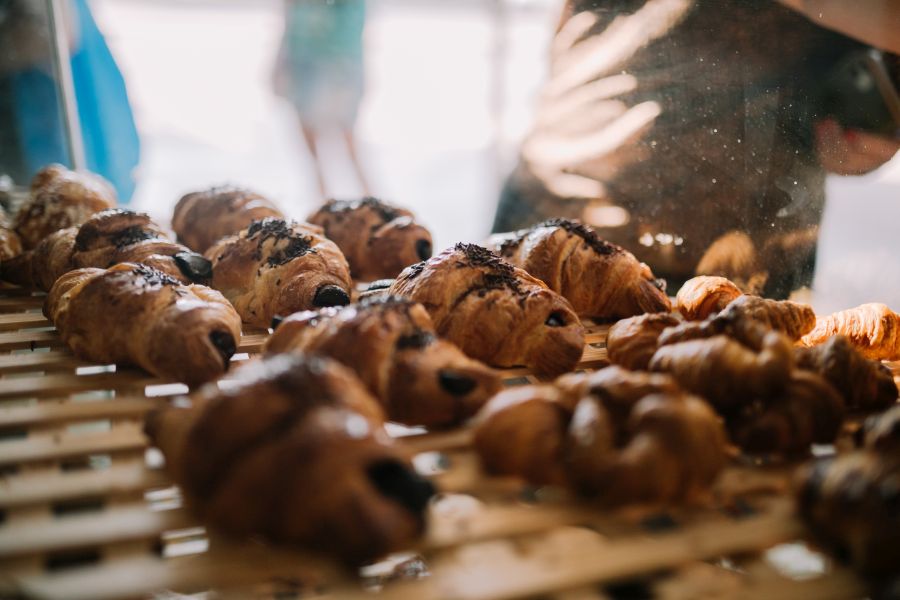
206 218 352 328
488 218 671 319
45 263 241 386
675 276 743 321
606 312 681 371
172 186 285 253
145 353 434 565
264 296 502 427
14 164 116 249
802 303 900 361
307 197 433 281
389 243 585 376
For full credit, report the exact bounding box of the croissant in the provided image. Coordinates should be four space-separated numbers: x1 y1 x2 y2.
474 366 727 504
488 218 671 319
3 209 211 290
0 206 22 261
802 303 900 361
606 313 681 371
389 243 585 377
794 335 898 411
206 218 352 328
45 263 241 386
863 404 900 453
675 276 743 321
14 164 116 249
307 197 433 281
264 296 503 427
145 353 434 565
172 186 284 253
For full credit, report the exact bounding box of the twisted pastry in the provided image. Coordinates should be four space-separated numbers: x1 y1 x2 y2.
606 313 681 371
802 303 900 361
264 296 502 427
675 276 743 321
389 243 585 377
3 209 211 290
206 218 352 328
45 263 241 386
172 186 284 253
474 366 727 504
15 164 116 249
488 218 671 319
145 353 434 565
307 197 433 281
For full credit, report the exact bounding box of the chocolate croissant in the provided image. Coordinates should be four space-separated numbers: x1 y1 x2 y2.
389 243 585 377
3 209 211 290
206 218 352 328
488 218 671 319
474 366 727 504
145 353 434 565
307 197 433 281
172 186 284 253
802 303 900 361
675 276 743 321
264 296 503 427
45 263 241 386
606 313 681 371
14 164 116 249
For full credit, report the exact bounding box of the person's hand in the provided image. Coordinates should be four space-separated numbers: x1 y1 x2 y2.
814 118 900 176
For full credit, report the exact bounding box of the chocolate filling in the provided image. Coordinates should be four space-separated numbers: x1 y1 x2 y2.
208 330 236 366
415 239 432 261
313 284 350 307
437 370 477 396
366 459 434 515
174 251 213 283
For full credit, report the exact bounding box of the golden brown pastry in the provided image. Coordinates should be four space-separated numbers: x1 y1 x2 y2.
474 366 727 504
0 205 22 261
389 243 585 377
606 312 681 371
145 353 434 565
264 296 503 427
802 303 900 361
14 164 116 249
488 218 671 319
694 230 767 295
307 197 433 281
3 209 211 290
794 335 898 411
172 186 284 253
206 218 352 328
675 276 743 321
45 263 241 386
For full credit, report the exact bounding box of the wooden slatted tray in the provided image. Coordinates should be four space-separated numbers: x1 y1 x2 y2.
0 286 883 600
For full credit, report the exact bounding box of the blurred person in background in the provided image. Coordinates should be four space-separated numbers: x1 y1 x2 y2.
0 0 139 201
493 0 900 299
273 0 370 200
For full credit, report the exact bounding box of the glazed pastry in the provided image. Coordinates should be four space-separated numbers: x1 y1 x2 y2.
794 335 898 411
389 243 585 377
0 205 23 261
264 296 503 427
606 313 681 371
206 218 352 328
3 209 211 290
45 263 241 386
172 186 284 253
145 353 434 565
675 276 742 321
474 366 727 504
14 164 116 249
802 303 900 361
488 218 671 319
307 197 433 281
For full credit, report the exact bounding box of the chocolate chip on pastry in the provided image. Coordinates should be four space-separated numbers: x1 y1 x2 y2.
802 303 900 361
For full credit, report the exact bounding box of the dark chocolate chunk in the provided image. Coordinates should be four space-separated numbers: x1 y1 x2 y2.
174 251 213 283
313 284 350 307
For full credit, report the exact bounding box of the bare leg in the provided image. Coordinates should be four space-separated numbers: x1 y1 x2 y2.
299 122 328 199
341 128 372 196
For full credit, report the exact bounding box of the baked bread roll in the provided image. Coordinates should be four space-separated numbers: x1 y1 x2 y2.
0 205 22 261
389 243 585 377
145 353 434 565
474 366 727 504
488 218 671 319
3 209 211 290
307 197 433 281
675 276 743 321
15 164 116 249
172 186 284 253
264 296 503 427
206 218 352 328
802 303 900 361
606 313 681 371
45 263 241 386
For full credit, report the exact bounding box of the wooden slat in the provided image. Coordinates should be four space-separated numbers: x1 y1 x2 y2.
0 313 50 332
0 427 147 468
0 351 88 374
0 371 156 400
0 296 45 312
0 465 169 509
0 330 61 352
0 397 155 429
